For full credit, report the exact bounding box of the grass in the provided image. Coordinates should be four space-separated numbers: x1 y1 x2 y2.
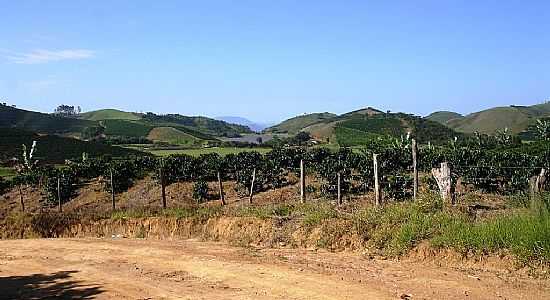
431 210 550 264
147 127 203 145
79 109 142 121
0 167 16 179
146 147 271 157
102 119 153 137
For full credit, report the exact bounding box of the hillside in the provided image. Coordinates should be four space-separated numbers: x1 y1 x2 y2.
269 107 458 145
265 112 337 134
447 102 550 134
0 105 102 139
0 127 144 163
147 127 204 146
79 109 141 121
426 111 463 124
0 106 254 145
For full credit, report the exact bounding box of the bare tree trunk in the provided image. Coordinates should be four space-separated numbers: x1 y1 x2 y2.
373 154 381 206
337 172 342 205
57 177 62 213
248 168 256 204
160 167 167 209
218 171 226 206
411 139 418 200
110 169 116 211
300 159 305 203
432 162 454 205
18 185 25 213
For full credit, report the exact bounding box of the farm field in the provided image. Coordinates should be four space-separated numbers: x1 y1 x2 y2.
2 238 549 300
144 146 272 156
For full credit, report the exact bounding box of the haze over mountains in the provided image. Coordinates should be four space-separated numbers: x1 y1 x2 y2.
215 116 271 132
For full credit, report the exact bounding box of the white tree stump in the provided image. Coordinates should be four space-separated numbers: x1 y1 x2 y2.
432 162 454 205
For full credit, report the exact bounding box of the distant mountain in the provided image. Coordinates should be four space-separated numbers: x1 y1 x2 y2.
425 111 463 124
264 112 337 134
216 116 270 132
440 102 550 135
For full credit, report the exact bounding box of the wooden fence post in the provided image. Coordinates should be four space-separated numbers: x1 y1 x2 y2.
432 162 454 205
18 185 25 212
218 171 226 206
249 168 256 204
412 139 418 200
57 176 62 213
300 159 305 203
110 169 116 211
373 154 381 206
160 167 167 209
337 172 342 205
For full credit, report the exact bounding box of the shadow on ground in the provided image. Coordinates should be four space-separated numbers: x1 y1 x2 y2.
0 270 103 299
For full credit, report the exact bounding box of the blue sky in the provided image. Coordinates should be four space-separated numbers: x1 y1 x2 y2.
1 1 549 123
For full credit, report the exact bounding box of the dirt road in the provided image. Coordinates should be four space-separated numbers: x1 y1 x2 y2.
0 238 548 299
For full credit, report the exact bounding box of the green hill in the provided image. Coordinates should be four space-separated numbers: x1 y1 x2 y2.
265 112 337 134
426 111 463 124
79 109 142 121
0 106 252 145
147 127 204 145
447 102 550 134
333 113 458 145
0 105 102 139
269 107 458 145
0 127 144 164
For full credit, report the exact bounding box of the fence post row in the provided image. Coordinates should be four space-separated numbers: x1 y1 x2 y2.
300 159 305 203
249 168 256 204
373 153 381 206
411 139 418 200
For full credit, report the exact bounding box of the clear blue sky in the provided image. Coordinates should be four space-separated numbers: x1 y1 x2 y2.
1 1 549 123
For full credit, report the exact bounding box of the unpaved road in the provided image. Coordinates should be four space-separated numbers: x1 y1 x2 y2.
0 239 548 299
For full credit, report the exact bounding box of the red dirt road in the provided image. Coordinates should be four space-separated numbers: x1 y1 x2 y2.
0 238 548 299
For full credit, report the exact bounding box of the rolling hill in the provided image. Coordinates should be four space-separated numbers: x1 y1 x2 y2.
79 109 141 121
442 102 550 135
0 106 254 145
264 112 337 134
269 107 458 145
0 127 144 164
426 111 463 124
0 105 102 139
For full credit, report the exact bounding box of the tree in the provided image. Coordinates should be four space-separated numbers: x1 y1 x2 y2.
54 104 77 116
293 131 311 145
535 119 550 141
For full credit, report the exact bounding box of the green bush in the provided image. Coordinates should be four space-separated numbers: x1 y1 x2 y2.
193 180 209 203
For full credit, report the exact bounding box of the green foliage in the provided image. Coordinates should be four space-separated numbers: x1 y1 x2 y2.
102 119 153 137
41 167 78 206
192 180 209 202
